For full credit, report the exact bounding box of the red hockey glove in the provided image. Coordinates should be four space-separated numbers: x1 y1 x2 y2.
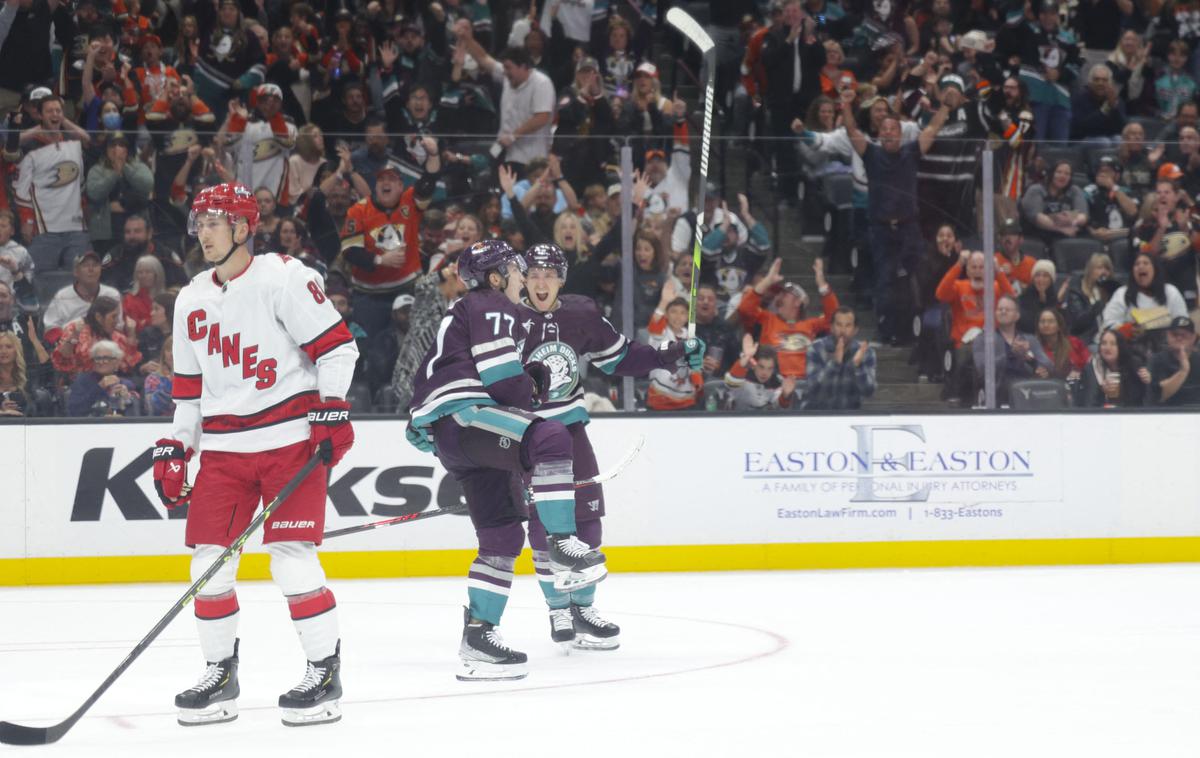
151 438 192 508
308 399 354 466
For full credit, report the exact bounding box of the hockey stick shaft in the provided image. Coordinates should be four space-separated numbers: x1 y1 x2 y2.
666 8 717 341
0 452 324 746
322 435 646 541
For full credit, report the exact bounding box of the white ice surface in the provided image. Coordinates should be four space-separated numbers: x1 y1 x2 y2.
1 565 1198 757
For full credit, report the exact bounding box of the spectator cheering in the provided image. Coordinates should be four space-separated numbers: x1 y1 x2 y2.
802 307 877 410
1148 316 1200 406
1075 328 1149 408
724 337 797 411
738 257 838 383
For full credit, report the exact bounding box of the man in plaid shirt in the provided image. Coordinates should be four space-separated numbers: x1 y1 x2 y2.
802 307 877 410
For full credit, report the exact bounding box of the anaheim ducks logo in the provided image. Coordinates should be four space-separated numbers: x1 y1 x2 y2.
529 341 580 401
163 128 198 156
778 331 812 352
370 223 404 252
48 161 80 188
1162 231 1192 260
253 140 284 162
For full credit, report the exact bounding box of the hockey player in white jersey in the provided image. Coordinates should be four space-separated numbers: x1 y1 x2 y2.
150 182 358 727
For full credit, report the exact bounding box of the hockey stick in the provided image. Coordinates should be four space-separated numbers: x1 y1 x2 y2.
0 452 324 746
321 434 646 541
665 7 716 340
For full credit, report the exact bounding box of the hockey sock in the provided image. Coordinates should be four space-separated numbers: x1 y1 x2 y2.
531 549 570 609
467 555 515 625
530 460 577 535
287 588 339 661
195 590 240 662
569 583 596 607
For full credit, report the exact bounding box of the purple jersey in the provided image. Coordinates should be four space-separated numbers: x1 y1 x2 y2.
409 290 535 428
517 294 669 425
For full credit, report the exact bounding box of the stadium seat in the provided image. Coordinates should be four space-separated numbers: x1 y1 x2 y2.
1053 238 1104 273
1107 238 1133 271
1008 379 1071 409
1038 145 1086 172
1129 115 1164 142
1019 238 1047 260
34 270 76 308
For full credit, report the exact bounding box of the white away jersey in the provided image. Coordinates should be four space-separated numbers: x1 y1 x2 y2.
14 139 85 234
171 253 357 454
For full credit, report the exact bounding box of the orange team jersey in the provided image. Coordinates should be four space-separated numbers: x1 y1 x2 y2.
935 261 1015 346
994 252 1035 288
819 69 858 98
740 26 770 101
124 64 181 123
340 191 426 291
737 287 839 379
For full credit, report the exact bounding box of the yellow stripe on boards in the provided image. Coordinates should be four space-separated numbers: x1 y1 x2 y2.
2 537 1200 586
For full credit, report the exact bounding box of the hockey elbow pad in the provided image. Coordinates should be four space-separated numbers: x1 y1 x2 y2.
151 438 192 508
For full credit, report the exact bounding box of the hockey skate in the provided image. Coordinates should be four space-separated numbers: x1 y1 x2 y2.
279 641 343 727
548 607 576 650
458 607 528 681
546 534 607 592
570 604 620 651
175 640 240 726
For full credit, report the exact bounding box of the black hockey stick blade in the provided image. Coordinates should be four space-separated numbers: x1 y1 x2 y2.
0 452 323 746
0 722 61 746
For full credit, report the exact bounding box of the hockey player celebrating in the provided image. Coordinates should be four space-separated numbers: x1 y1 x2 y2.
406 239 606 681
151 182 358 727
515 244 703 649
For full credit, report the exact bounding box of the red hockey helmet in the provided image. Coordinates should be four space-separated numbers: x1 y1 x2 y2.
188 182 260 238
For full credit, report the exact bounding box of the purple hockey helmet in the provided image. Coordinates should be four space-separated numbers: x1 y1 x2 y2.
457 239 527 290
524 243 569 282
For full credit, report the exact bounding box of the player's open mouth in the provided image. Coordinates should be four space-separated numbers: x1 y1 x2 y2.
534 291 549 303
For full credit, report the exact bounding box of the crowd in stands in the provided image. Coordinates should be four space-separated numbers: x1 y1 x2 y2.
0 0 1199 417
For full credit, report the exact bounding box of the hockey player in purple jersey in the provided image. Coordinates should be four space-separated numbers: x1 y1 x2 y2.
515 243 704 650
406 239 606 681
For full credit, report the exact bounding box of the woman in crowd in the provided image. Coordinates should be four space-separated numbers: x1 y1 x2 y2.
1102 252 1188 351
277 217 325 275
1035 307 1089 381
1020 160 1089 244
1064 252 1118 347
142 336 175 417
67 340 138 417
52 296 142 380
1075 328 1151 407
0 331 30 416
85 134 154 255
555 211 610 302
913 224 960 382
434 214 484 272
122 256 166 333
625 231 670 330
287 125 326 202
137 292 175 369
477 194 504 240
1018 259 1062 333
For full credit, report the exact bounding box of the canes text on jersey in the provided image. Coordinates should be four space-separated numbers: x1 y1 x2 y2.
185 309 279 389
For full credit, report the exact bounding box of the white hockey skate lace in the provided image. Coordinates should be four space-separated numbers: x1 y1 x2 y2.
484 629 515 653
292 662 326 693
188 663 222 693
555 535 591 558
577 605 615 628
550 608 573 631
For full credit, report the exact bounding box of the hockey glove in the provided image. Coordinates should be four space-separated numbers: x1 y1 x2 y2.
681 337 706 372
151 438 192 508
308 399 354 466
405 421 434 452
526 361 551 406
